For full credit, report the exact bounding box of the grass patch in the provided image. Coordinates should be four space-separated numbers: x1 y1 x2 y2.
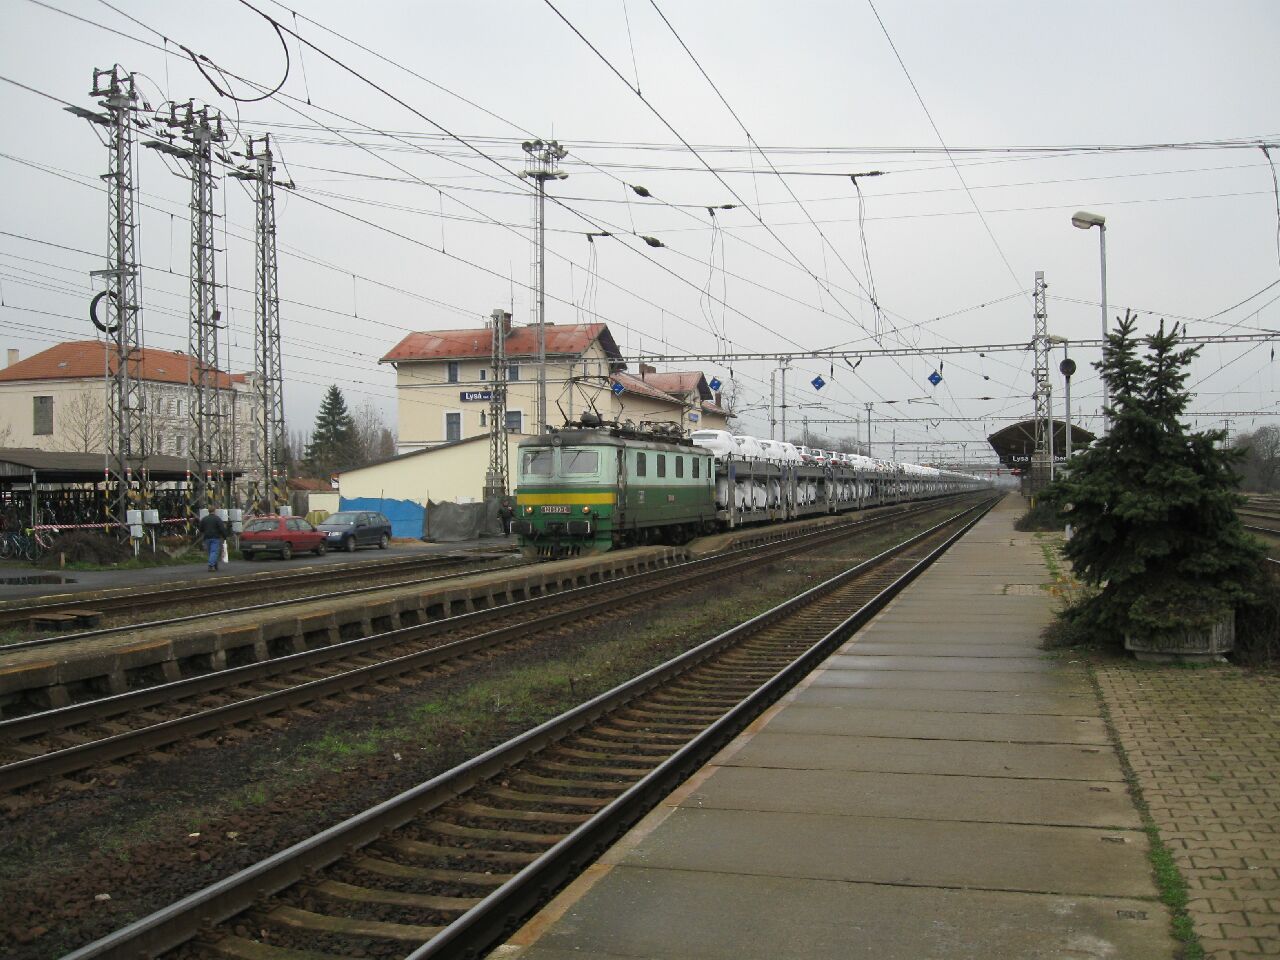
1086 663 1204 960
1014 498 1064 531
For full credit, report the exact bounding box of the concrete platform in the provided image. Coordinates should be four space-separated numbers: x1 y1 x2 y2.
502 496 1176 960
0 546 687 713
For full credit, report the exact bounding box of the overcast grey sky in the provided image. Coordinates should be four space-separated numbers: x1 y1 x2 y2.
3 0 1279 462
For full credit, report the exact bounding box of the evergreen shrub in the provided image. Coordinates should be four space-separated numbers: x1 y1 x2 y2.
1040 311 1265 650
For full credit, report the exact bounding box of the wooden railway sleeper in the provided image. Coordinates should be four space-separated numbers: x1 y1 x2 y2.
485 785 612 809
424 820 559 847
373 839 539 865
261 903 443 943
510 771 628 792
308 878 476 913
458 801 589 825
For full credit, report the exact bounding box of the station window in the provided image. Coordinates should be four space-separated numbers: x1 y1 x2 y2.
505 410 523 433
675 456 684 479
480 411 487 427
447 361 460 383
479 368 487 381
657 454 667 478
445 412 461 442
33 396 53 435
692 457 700 479
635 452 646 477
508 364 521 381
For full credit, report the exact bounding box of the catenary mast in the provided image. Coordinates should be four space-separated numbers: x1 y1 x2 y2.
69 66 149 528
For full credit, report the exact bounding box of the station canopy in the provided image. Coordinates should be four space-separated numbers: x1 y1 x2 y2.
0 448 241 486
986 420 1096 471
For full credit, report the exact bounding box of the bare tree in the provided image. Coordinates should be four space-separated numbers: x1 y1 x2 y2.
1234 426 1280 492
58 391 105 452
376 426 397 460
351 399 393 466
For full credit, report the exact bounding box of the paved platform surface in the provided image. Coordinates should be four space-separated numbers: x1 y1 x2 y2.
501 496 1176 960
1096 659 1280 959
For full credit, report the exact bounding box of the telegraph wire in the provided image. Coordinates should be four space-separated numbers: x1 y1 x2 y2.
647 0 895 340
866 0 1026 299
542 0 885 345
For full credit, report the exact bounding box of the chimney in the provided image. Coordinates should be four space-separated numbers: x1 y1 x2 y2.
639 363 656 378
490 309 513 336
6 349 17 368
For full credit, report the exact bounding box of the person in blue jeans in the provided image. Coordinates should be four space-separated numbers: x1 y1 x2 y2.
198 510 228 571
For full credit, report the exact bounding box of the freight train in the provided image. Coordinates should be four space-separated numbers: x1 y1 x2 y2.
513 416 987 557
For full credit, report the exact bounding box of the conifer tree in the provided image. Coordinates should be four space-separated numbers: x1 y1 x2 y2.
303 385 359 480
1043 311 1263 645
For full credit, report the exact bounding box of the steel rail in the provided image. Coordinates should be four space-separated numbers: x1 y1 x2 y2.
60 496 995 960
0 553 523 653
0 498 961 790
4 494 965 719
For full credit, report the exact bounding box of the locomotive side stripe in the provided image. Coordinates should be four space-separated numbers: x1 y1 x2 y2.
517 492 617 506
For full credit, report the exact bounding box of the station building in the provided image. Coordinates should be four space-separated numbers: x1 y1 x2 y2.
378 319 732 454
0 340 264 497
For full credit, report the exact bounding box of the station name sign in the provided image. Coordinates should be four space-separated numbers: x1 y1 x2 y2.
460 390 493 402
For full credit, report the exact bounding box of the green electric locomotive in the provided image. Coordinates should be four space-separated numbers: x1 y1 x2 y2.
514 421 717 557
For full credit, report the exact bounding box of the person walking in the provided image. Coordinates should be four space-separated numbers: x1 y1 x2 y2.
198 510 228 572
498 499 514 537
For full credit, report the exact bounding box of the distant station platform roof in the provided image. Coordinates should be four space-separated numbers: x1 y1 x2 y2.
0 448 242 486
986 420 1096 470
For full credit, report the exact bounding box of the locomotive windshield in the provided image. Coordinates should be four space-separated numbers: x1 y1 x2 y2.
521 449 553 477
562 449 599 474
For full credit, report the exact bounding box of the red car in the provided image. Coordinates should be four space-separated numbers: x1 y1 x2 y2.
238 515 326 560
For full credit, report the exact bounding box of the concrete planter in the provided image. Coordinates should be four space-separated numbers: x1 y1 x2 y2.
1124 613 1235 663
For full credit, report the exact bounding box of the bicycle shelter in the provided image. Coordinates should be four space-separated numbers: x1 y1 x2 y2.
0 448 241 531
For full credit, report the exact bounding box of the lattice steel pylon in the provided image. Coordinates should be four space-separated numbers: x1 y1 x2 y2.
483 308 512 500
160 102 229 511
231 135 290 512
69 67 149 528
1031 270 1054 489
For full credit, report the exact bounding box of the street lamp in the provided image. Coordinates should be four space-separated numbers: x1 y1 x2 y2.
1071 210 1107 432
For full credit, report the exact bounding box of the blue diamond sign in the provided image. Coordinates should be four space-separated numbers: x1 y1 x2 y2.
611 381 625 396
928 370 942 386
708 376 722 392
811 375 826 391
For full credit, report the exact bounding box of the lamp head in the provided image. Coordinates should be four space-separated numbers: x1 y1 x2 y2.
1071 210 1106 230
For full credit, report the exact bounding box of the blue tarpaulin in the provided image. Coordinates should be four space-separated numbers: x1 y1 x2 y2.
339 496 425 539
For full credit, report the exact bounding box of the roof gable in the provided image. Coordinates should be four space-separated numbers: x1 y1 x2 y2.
0 341 235 389
640 371 711 400
381 323 621 365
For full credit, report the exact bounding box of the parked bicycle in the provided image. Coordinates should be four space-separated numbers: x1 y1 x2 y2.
0 527 60 563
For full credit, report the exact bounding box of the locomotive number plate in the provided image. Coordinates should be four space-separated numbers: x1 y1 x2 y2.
540 505 572 514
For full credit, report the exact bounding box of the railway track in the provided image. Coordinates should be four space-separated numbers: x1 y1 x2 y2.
0 550 516 635
61 495 995 960
0 497 975 799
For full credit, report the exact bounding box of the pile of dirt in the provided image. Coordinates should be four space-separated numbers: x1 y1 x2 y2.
36 531 135 567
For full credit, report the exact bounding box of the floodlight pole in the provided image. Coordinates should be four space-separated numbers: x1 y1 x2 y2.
1072 211 1108 433
521 139 568 435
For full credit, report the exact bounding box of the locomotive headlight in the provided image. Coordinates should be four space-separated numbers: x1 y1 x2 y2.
524 506 533 515
581 505 591 514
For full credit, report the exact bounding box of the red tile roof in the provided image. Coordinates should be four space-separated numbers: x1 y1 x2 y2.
0 341 237 389
639 371 710 400
381 323 622 364
611 371 684 405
